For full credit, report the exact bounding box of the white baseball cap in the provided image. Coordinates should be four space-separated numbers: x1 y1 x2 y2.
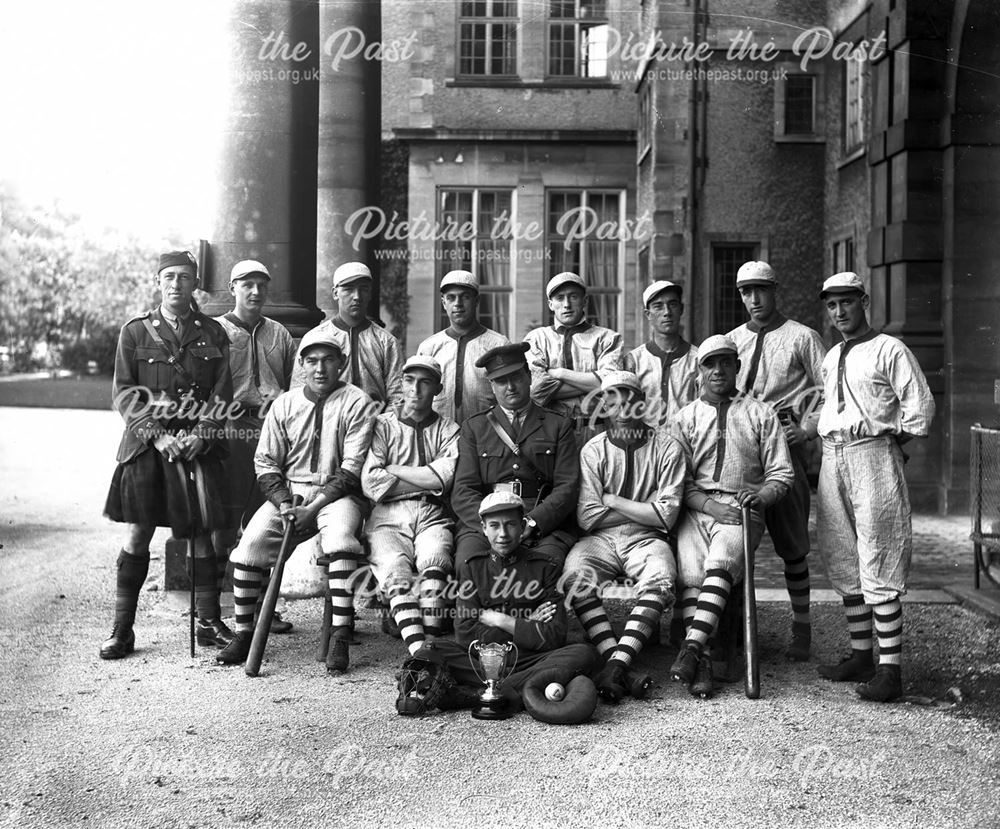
820 272 866 298
333 261 373 290
479 491 526 518
439 270 479 293
735 261 777 288
642 280 683 308
401 354 443 382
546 272 586 298
229 259 271 285
297 329 344 360
697 334 739 364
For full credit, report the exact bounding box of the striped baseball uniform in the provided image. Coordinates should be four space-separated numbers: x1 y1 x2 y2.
417 324 509 421
362 410 461 588
525 322 623 421
671 394 795 586
623 339 700 428
816 331 935 603
292 317 403 408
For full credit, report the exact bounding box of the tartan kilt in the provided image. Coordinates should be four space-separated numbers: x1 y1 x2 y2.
104 447 229 536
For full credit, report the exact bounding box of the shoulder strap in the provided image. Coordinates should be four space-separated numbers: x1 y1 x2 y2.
485 411 545 484
140 317 200 390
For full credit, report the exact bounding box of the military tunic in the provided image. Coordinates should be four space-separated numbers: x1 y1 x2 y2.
104 307 233 534
451 403 580 565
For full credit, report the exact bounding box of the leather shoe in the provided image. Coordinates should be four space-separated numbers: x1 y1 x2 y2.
270 612 293 635
689 654 714 699
626 669 654 700
196 618 235 648
99 624 135 660
594 661 629 704
855 664 902 702
669 645 699 684
216 631 252 665
326 635 350 674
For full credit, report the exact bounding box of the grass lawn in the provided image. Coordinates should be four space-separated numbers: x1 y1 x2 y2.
0 374 113 410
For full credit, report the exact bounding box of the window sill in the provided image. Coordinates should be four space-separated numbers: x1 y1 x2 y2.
446 77 619 89
836 146 866 169
774 134 826 144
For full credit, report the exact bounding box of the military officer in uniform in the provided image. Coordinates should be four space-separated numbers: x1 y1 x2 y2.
101 250 234 659
450 343 580 568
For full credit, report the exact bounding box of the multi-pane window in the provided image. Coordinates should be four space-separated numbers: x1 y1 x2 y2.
437 188 513 335
458 1 518 77
844 59 865 153
832 237 855 273
784 74 816 134
711 244 757 333
546 189 623 330
548 0 609 78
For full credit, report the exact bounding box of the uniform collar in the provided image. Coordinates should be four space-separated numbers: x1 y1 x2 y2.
445 322 486 341
646 338 691 359
400 410 439 429
746 313 786 334
332 316 372 333
303 383 343 403
553 319 591 335
225 312 264 333
700 390 739 406
159 304 191 329
607 425 653 450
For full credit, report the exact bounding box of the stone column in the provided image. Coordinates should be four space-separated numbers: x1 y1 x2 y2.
316 0 382 318
202 0 323 336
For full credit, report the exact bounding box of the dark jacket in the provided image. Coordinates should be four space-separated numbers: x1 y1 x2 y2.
112 307 233 463
450 403 580 538
455 544 568 656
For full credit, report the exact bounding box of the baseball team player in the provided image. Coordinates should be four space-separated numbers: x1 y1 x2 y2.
213 259 297 635
564 371 687 703
624 280 700 428
294 261 403 409
101 250 234 659
815 272 935 702
361 355 461 655
416 269 510 421
216 329 376 673
669 335 795 698
727 261 827 661
525 272 623 444
397 492 597 716
450 343 581 568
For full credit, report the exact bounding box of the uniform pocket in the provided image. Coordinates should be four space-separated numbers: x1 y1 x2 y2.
189 345 224 388
134 346 172 390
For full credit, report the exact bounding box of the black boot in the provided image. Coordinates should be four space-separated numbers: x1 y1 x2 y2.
99 623 136 660
216 631 252 665
197 618 235 647
99 550 148 660
326 631 350 674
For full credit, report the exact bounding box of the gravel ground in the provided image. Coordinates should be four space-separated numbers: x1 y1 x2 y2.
2 408 999 829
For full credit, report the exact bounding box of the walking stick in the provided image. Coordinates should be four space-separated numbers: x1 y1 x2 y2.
742 504 760 699
173 458 198 658
245 495 303 677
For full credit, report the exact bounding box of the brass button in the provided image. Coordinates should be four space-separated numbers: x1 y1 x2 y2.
512 463 520 470
147 358 154 364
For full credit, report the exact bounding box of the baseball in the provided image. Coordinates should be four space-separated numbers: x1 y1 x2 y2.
544 682 565 701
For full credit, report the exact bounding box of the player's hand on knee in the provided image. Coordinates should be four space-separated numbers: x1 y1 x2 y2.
705 499 742 524
528 601 557 622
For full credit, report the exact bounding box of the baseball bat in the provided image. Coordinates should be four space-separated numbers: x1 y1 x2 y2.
742 504 760 699
245 495 303 677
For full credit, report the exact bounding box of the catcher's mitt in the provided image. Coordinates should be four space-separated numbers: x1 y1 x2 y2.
395 647 457 716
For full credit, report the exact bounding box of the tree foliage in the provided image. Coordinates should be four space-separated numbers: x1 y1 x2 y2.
0 184 162 372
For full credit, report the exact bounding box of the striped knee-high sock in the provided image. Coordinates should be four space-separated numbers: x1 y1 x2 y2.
843 594 873 653
114 550 150 629
679 587 699 634
784 555 811 631
873 599 902 666
232 563 266 633
326 553 357 635
389 582 425 655
611 592 667 667
191 555 220 621
572 595 617 658
685 569 734 651
418 566 449 634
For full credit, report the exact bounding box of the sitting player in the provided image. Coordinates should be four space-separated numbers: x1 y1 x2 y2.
216 329 376 673
362 355 460 655
395 492 596 715
563 372 687 703
670 335 794 698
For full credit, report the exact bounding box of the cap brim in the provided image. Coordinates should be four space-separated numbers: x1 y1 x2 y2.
299 342 343 358
440 281 478 293
547 278 586 298
335 275 373 288
232 271 270 282
819 286 864 298
736 279 776 288
698 348 738 364
485 362 527 381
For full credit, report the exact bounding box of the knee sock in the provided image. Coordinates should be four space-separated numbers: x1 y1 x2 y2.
114 549 150 629
418 566 449 634
844 593 873 654
326 553 357 636
873 598 902 666
389 581 424 655
191 555 220 621
232 563 266 633
783 554 811 634
679 587 699 634
611 592 667 667
685 569 734 652
572 595 617 658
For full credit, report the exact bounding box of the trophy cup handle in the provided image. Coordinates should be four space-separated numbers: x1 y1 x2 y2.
468 640 487 686
500 641 519 682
